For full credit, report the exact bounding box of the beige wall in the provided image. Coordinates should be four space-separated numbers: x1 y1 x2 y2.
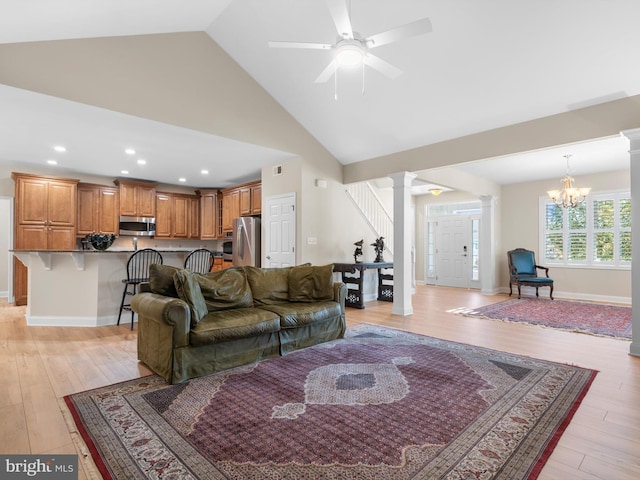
0 32 355 267
501 169 631 301
0 197 10 296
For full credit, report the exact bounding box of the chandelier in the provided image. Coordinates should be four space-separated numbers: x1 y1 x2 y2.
547 154 591 208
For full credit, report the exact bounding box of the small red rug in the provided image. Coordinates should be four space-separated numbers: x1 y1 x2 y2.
466 298 631 339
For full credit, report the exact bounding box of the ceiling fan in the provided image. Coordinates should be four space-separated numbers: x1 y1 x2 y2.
268 0 432 84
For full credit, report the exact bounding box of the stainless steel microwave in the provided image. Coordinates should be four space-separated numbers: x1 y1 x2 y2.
119 216 156 236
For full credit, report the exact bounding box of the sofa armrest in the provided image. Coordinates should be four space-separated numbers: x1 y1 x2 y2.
131 292 191 348
333 282 347 313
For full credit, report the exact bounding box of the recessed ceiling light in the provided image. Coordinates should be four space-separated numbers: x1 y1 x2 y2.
178 178 186 183
121 170 129 175
201 169 209 175
47 159 58 165
53 145 66 152
137 159 146 165
125 148 136 155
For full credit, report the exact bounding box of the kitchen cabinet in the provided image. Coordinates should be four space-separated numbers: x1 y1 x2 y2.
77 183 119 236
196 189 218 240
155 192 200 239
239 181 262 216
115 179 156 217
12 172 79 305
222 189 240 232
222 180 260 232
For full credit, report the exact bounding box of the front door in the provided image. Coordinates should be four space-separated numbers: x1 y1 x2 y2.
435 215 471 288
264 193 296 267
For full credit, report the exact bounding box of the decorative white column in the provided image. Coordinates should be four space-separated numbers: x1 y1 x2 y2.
479 195 497 295
622 129 640 357
389 171 417 316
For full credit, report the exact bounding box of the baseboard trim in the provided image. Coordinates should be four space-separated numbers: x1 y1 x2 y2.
497 286 630 305
26 314 135 327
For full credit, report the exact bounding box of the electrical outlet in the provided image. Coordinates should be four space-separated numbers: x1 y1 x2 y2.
307 237 317 245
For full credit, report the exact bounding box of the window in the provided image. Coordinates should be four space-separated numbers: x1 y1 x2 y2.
541 191 631 268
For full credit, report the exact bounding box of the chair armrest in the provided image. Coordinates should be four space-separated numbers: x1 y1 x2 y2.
131 292 191 347
333 282 347 313
535 265 550 277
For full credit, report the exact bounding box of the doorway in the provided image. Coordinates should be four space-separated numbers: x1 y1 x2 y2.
425 205 481 289
264 192 296 267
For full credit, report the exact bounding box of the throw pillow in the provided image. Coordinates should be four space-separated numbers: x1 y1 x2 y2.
149 264 180 297
288 264 334 302
245 266 291 305
173 269 208 327
198 267 254 311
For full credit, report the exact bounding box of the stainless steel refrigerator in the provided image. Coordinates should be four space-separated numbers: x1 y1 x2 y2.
232 217 261 267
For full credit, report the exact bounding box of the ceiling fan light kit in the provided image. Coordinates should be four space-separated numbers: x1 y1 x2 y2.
268 0 432 94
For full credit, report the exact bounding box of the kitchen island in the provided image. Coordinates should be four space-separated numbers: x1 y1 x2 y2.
12 249 210 327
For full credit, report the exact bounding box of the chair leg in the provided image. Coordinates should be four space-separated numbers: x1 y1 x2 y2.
549 285 554 300
509 283 513 296
517 285 521 299
117 283 129 326
535 287 539 298
130 284 137 330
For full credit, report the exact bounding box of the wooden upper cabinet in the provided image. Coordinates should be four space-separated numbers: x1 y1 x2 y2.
222 180 260 232
155 193 172 238
115 179 157 217
197 189 218 240
222 189 240 232
173 195 190 238
250 183 262 215
13 173 77 234
15 174 77 227
155 192 199 239
239 187 251 216
188 195 200 239
77 184 119 236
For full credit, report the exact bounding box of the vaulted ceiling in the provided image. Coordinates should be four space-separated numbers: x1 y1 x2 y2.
0 0 636 189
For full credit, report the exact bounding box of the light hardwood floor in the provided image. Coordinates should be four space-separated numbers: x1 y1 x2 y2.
1 287 638 480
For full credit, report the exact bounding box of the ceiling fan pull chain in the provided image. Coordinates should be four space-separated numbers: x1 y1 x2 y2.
362 60 365 96
334 67 338 101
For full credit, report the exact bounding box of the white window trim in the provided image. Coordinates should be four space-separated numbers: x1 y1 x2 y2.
538 190 631 270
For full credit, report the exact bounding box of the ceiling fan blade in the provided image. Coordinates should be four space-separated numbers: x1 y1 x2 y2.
315 60 338 83
326 0 354 39
268 41 333 50
363 54 403 79
364 18 432 48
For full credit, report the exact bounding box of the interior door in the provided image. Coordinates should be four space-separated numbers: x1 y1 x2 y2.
264 193 296 267
435 215 470 288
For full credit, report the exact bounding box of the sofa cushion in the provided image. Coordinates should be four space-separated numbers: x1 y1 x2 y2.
245 266 291 305
258 301 342 329
149 264 180 298
173 269 208 327
197 267 254 312
288 264 334 302
189 307 281 346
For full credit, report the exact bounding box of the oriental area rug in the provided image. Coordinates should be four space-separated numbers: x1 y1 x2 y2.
463 298 632 339
63 325 596 480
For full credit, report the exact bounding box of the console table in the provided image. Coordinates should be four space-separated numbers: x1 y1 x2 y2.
333 262 394 309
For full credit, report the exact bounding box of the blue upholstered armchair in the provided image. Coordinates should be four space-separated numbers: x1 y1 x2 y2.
507 248 554 300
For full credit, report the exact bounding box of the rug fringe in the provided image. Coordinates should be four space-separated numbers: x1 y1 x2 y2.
57 398 103 480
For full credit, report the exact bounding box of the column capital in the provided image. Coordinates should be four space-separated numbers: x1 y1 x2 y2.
388 171 418 188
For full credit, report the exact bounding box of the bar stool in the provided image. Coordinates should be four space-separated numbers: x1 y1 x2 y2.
118 248 163 329
184 248 215 274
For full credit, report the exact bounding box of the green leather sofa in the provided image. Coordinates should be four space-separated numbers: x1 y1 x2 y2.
131 263 347 384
